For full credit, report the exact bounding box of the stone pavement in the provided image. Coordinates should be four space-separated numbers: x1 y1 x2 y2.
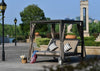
0 43 99 71
0 43 58 71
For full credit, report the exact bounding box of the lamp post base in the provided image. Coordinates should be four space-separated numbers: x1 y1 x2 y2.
2 51 5 61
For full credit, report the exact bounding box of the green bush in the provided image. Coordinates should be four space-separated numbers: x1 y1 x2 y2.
16 36 25 40
84 36 95 41
77 36 100 46
67 33 76 35
92 33 99 38
35 38 50 47
35 36 100 46
77 36 95 40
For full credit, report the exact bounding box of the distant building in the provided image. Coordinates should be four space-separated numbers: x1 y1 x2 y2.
65 18 74 21
75 16 99 23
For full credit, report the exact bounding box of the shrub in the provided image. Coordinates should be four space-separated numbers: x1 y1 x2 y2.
92 33 99 38
46 33 59 39
67 33 76 35
84 36 95 41
16 36 25 40
39 32 47 38
35 38 50 47
77 36 100 46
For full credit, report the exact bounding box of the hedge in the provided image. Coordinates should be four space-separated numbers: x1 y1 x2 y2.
35 36 100 47
35 38 50 47
77 36 100 46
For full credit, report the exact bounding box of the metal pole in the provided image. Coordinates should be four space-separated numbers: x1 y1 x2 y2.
15 22 16 46
2 11 5 61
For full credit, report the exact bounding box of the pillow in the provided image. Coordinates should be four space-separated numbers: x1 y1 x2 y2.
48 42 58 51
47 38 55 51
64 43 72 52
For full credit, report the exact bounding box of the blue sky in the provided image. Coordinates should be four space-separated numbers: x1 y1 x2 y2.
2 0 100 25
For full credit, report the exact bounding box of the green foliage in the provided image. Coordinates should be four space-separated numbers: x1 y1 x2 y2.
65 22 100 36
84 36 95 41
0 23 26 42
85 41 100 46
72 24 79 36
77 36 100 46
67 33 76 35
20 4 48 37
0 24 23 37
16 36 25 41
35 38 50 47
89 22 100 35
55 24 59 32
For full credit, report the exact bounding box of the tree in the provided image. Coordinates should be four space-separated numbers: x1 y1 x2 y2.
89 22 100 35
20 4 48 37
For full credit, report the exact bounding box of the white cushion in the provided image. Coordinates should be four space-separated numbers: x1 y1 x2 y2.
48 42 58 51
64 43 72 52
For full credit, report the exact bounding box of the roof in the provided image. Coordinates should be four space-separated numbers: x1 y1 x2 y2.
31 20 83 24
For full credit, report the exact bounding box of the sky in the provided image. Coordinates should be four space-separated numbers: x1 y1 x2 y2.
1 0 100 25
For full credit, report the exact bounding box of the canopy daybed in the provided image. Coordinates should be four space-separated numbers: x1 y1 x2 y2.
28 20 86 65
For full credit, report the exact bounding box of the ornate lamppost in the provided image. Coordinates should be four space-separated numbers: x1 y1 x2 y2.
14 18 17 46
0 0 7 61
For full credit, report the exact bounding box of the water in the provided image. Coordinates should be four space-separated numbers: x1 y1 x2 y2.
9 38 14 43
0 37 14 43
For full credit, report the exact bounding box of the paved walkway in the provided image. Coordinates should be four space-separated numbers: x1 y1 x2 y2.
0 43 58 71
0 43 30 47
0 43 100 71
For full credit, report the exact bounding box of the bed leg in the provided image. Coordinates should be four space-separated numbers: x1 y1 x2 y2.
58 57 63 65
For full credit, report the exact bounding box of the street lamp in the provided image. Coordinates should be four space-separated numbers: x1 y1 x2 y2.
14 18 17 46
0 0 7 61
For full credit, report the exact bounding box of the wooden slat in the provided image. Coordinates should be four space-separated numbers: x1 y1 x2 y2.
51 24 55 39
28 24 36 60
81 21 86 58
59 21 64 62
77 24 81 38
31 20 83 24
62 24 66 42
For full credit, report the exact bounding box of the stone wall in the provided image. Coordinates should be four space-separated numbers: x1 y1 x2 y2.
78 46 100 55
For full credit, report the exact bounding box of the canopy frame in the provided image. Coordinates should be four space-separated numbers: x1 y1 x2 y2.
29 20 85 64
